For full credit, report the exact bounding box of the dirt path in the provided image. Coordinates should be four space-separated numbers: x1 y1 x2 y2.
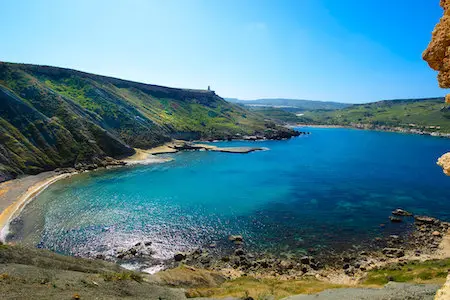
282 282 441 300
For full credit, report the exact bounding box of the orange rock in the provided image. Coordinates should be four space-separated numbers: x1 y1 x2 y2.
423 0 450 89
437 152 450 175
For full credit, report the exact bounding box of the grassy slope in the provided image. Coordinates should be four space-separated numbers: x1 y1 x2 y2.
247 107 303 124
363 258 450 286
185 259 450 299
0 62 295 181
298 97 450 132
1 244 448 299
0 244 186 300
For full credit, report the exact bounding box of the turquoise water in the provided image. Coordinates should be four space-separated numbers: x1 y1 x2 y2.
10 128 450 264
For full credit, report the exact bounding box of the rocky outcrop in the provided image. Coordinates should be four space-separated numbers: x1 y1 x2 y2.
392 209 413 217
423 0 450 94
437 152 450 175
423 1 450 176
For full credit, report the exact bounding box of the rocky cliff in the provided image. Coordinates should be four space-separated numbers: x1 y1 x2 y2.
423 1 450 178
0 62 298 182
423 0 450 102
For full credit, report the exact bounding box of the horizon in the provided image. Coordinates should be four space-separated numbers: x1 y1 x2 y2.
1 0 447 103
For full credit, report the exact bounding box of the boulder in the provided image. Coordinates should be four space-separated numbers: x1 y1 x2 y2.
415 216 440 225
279 260 294 270
389 216 402 223
392 209 412 216
300 256 311 265
228 235 244 242
234 248 245 256
382 248 405 258
258 259 270 268
433 231 442 236
174 252 187 262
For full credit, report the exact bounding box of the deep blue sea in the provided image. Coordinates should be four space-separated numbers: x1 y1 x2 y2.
10 127 450 266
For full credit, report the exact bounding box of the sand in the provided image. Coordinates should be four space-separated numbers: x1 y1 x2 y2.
0 171 76 241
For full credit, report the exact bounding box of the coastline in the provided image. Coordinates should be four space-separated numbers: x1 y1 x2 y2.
0 139 268 242
293 123 450 138
2 136 450 294
0 171 76 241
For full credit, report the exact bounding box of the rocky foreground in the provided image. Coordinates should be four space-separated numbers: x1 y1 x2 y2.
109 209 450 287
2 209 448 300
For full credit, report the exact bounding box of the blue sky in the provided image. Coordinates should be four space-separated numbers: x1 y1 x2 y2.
0 0 445 103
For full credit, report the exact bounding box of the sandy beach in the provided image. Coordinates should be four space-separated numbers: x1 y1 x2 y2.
0 146 174 240
0 171 76 241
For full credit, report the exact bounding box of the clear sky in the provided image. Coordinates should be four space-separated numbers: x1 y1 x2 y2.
0 0 446 103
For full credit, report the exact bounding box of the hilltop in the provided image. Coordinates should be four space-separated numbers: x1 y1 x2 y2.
0 62 298 182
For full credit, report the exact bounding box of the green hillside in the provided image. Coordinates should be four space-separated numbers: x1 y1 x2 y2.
248 106 303 124
297 97 450 132
0 62 298 181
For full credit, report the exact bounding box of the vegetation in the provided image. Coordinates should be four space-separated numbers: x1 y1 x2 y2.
101 271 143 283
363 259 450 286
0 244 185 299
0 62 297 181
297 98 450 132
185 276 346 299
1 243 450 299
249 107 304 124
249 98 450 136
226 98 350 110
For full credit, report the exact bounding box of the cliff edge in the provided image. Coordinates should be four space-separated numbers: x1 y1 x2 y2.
423 0 450 179
423 0 450 102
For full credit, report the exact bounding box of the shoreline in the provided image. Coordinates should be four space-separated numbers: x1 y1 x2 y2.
156 213 450 286
293 123 450 138
0 139 268 242
0 171 77 241
2 137 450 289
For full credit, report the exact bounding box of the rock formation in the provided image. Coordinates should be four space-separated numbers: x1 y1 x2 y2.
423 1 450 177
423 0 450 102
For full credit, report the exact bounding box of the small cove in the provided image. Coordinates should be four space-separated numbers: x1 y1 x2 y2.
8 127 450 269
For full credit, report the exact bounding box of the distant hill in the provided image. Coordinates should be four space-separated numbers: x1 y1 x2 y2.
297 97 450 132
225 98 350 111
0 62 298 181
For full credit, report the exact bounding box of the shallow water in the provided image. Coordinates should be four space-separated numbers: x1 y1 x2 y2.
9 128 450 264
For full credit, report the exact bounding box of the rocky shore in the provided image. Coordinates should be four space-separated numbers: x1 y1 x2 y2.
105 209 450 286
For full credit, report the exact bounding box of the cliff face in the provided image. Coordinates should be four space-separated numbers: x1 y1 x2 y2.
0 62 298 181
423 0 450 101
423 1 450 178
